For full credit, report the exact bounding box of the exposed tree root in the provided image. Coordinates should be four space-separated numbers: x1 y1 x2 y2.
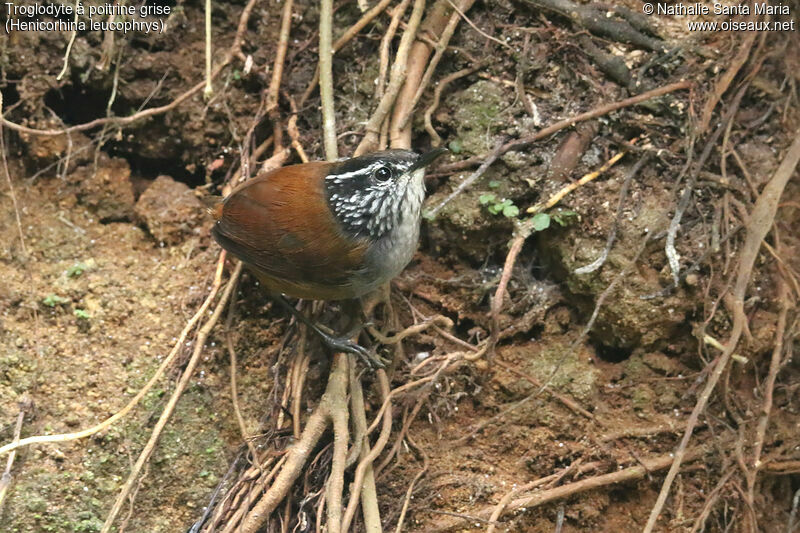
644 129 800 532
432 448 705 531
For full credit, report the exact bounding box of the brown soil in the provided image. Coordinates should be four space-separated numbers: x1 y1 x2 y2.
1 1 799 532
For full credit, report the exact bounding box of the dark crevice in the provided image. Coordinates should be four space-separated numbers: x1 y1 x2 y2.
43 84 204 186
107 143 205 188
44 85 114 125
1 83 20 110
593 341 633 363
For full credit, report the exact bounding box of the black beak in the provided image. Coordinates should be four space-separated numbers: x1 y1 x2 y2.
409 147 448 173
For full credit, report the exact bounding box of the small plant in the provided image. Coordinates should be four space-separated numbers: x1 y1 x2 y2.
67 263 90 278
73 309 91 320
552 209 579 226
42 294 70 307
531 212 551 231
479 193 520 218
528 209 580 233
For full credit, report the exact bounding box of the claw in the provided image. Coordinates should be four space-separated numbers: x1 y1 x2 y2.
319 332 384 370
273 295 385 370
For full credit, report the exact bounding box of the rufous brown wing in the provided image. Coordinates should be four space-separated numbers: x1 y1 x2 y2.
212 163 370 299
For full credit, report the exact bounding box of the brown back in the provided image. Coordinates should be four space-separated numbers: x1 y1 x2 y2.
212 163 370 295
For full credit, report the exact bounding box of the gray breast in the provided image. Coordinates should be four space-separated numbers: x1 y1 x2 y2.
355 169 426 294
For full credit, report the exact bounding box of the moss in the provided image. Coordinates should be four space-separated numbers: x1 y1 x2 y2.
499 340 598 403
541 222 692 352
631 385 654 411
449 80 506 155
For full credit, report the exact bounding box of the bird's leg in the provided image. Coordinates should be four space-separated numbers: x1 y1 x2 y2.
275 295 384 370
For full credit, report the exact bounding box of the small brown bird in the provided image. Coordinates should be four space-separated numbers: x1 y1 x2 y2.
211 148 446 366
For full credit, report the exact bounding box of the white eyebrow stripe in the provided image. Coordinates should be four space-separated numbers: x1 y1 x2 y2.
326 161 383 181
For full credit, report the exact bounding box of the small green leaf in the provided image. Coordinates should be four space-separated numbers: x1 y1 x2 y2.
488 180 500 189
487 203 503 215
67 262 89 277
479 193 496 205
532 213 551 231
232 70 241 81
74 309 90 320
553 210 579 226
502 204 520 217
43 294 70 307
448 140 463 154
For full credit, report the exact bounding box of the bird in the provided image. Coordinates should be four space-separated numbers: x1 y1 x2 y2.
211 148 447 367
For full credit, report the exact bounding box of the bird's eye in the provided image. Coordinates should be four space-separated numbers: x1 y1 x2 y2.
374 166 392 182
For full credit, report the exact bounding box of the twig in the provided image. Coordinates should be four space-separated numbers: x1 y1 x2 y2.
215 457 285 533
688 469 734 533
426 137 506 219
643 129 800 532
395 0 477 131
355 0 427 156
291 329 311 439
444 0 507 50
393 435 429 533
228 135 274 189
424 65 483 146
489 144 631 350
346 365 382 533
319 0 338 160
525 144 630 214
431 449 703 531
574 155 649 274
367 315 453 344
0 92 27 258
751 277 789 472
433 81 690 212
516 34 536 117
0 396 32 514
376 396 425 477
388 0 454 149
641 222 743 300
486 469 571 533
341 370 392 532
698 30 757 134
377 0 411 100
300 0 396 107
237 354 348 533
666 84 747 284
267 0 294 113
0 254 229 457
204 0 213 97
326 355 350 533
225 275 261 463
56 6 80 80
265 0 294 156
286 93 310 163
105 48 123 117
2 0 260 137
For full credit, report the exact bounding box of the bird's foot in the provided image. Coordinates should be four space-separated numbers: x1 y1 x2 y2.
318 331 385 370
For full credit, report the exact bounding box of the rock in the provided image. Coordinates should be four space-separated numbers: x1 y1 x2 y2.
135 175 208 245
70 155 135 221
446 80 506 155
